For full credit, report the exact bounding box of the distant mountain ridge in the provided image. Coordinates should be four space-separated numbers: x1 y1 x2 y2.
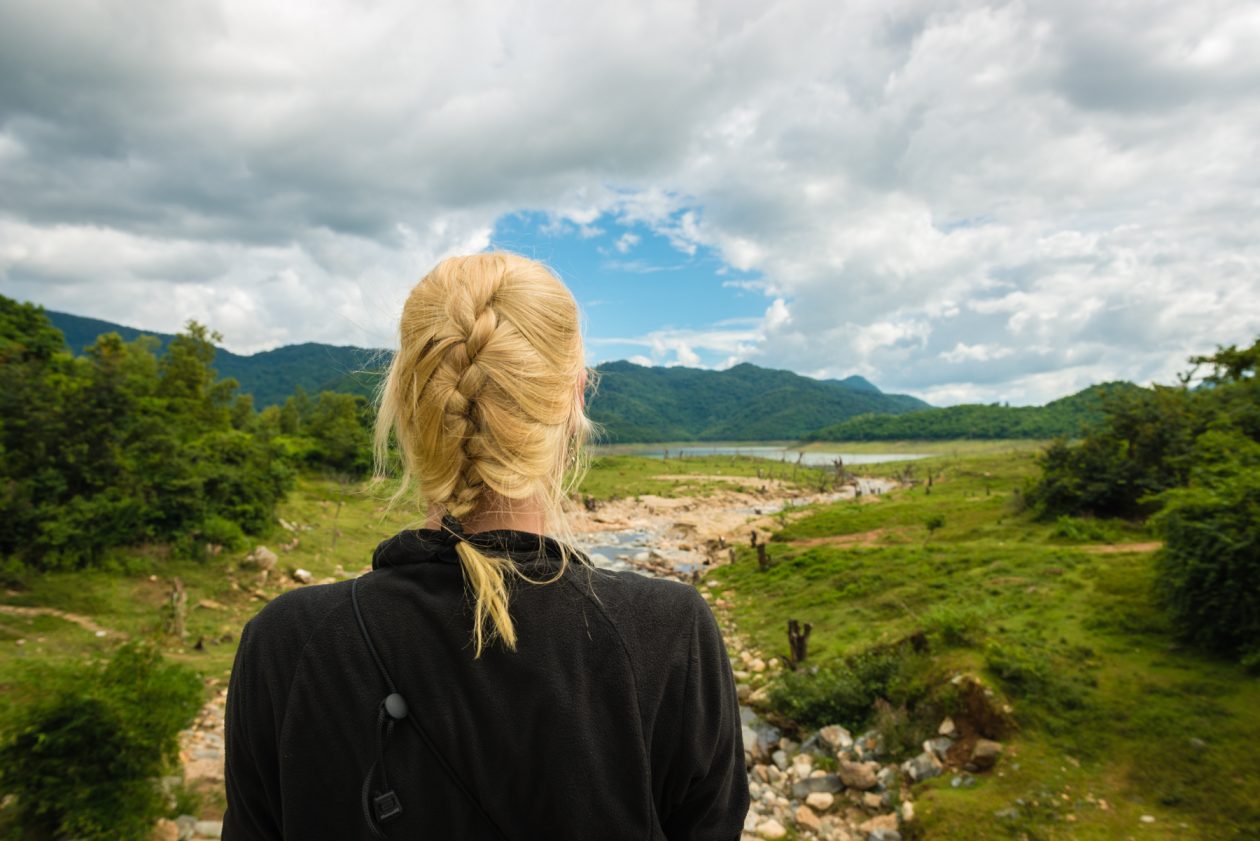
807 382 1147 441
48 310 384 406
587 360 930 442
44 309 930 441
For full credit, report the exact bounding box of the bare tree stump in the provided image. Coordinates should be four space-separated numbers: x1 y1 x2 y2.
167 578 187 641
787 619 812 667
756 542 770 571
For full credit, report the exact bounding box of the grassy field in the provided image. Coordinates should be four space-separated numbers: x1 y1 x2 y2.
709 447 1260 840
3 444 1257 838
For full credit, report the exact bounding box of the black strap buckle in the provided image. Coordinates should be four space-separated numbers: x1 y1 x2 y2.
374 790 403 822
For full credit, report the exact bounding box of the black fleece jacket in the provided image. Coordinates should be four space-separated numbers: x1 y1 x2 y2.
222 528 749 840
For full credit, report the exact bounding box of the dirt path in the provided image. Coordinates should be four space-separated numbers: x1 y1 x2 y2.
790 528 890 548
1079 542 1163 554
0 604 119 637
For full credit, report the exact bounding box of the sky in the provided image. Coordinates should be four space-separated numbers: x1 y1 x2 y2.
1 0 1258 406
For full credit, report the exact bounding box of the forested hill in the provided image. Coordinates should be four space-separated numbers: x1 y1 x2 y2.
45 308 930 441
806 381 1146 441
588 360 929 442
47 310 384 406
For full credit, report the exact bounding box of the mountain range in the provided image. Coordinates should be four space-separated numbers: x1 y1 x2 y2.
44 307 1132 443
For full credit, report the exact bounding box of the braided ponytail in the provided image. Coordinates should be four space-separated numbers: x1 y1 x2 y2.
375 253 593 657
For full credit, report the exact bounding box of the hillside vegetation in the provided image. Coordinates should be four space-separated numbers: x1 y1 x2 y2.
588 360 928 442
808 382 1144 441
711 447 1260 839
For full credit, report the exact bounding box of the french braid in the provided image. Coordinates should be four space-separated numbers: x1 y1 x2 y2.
374 252 595 657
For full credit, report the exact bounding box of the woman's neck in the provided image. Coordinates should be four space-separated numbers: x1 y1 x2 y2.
425 493 546 535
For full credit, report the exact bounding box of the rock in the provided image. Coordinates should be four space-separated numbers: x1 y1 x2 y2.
196 599 225 611
970 739 1004 770
901 752 943 782
174 815 197 840
805 791 835 811
794 804 822 832
750 658 766 672
901 801 915 823
1140 815 1156 824
924 736 952 761
862 791 885 810
876 766 896 791
152 818 180 841
836 758 879 790
858 813 900 838
243 546 277 570
193 820 223 838
790 774 844 799
756 818 787 839
743 725 760 758
938 717 956 736
819 724 854 751
291 568 313 585
738 684 753 702
772 749 788 771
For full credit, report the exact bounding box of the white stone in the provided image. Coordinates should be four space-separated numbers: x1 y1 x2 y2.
757 818 787 839
938 717 956 737
805 791 835 811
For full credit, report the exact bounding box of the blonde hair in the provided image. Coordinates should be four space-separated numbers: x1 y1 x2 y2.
374 252 593 657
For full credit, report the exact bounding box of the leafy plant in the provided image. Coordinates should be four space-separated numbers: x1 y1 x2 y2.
0 643 203 841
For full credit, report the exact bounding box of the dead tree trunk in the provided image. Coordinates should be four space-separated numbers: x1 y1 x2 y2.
787 619 812 668
167 578 187 641
756 542 770 571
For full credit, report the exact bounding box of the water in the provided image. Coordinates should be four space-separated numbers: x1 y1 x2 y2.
610 444 928 467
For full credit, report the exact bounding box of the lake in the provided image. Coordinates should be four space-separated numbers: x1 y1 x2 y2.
608 444 929 466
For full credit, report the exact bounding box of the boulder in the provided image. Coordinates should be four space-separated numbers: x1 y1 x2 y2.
756 818 787 839
794 804 822 832
901 751 943 782
291 568 313 585
243 546 278 571
819 724 854 751
837 758 879 790
970 739 1004 771
790 774 844 799
805 791 835 811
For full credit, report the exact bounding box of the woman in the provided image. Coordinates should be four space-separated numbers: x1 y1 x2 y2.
223 253 749 840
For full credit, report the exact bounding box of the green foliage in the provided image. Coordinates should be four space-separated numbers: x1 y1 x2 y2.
47 309 386 408
588 360 929 443
1152 430 1260 659
808 382 1141 442
924 514 945 534
0 643 203 841
0 296 291 568
1023 336 1260 665
769 644 932 731
921 601 996 647
1024 385 1203 519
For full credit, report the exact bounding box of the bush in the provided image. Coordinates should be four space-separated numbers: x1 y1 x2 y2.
1152 431 1260 660
0 643 203 840
768 644 931 731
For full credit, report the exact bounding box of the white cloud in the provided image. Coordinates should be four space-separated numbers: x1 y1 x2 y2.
2 0 1259 403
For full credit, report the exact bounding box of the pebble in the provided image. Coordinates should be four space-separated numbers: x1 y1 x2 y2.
794 804 822 832
804 791 834 811
756 818 787 839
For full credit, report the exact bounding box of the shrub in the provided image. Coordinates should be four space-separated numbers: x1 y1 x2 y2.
0 643 203 841
1152 431 1260 660
922 601 995 647
768 644 932 731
